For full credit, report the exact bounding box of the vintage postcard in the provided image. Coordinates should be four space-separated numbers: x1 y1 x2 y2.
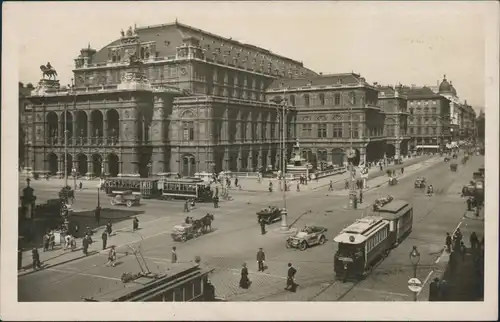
1 1 498 320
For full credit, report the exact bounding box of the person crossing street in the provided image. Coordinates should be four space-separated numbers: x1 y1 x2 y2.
101 231 108 250
284 262 297 292
256 248 266 272
106 245 117 267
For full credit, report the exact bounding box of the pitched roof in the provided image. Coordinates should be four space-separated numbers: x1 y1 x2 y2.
399 86 443 99
91 22 317 78
267 73 368 90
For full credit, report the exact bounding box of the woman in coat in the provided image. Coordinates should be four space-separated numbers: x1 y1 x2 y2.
239 263 250 289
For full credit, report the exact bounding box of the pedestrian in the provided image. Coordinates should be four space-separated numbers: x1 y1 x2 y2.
359 190 363 204
95 206 101 225
460 241 467 260
239 263 250 289
470 232 479 249
184 199 190 212
213 196 219 208
328 180 333 191
171 246 178 263
466 198 472 211
454 228 463 242
268 181 273 193
344 179 349 190
101 231 108 250
445 232 452 253
285 262 297 292
106 221 113 236
82 233 92 256
79 181 83 190
32 248 41 271
133 217 139 231
49 231 55 250
379 163 383 171
429 277 440 301
235 178 239 188
401 167 404 175
260 218 267 235
439 279 450 301
106 245 117 267
256 248 266 272
296 182 300 192
64 233 71 250
42 233 49 252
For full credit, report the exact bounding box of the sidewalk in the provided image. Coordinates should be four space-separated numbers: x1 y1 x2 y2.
233 155 436 194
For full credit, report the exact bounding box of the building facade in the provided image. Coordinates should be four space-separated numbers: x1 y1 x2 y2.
399 85 452 149
265 74 409 166
23 22 316 177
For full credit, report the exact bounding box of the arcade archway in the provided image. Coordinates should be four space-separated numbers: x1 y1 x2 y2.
47 112 58 138
63 111 74 140
348 149 361 166
77 154 88 176
64 153 73 176
48 153 58 175
332 148 345 166
107 153 119 177
92 154 103 177
386 144 396 158
182 154 196 177
75 111 88 142
90 110 104 138
107 109 120 144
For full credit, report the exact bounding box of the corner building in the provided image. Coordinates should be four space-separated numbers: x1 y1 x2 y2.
23 22 316 177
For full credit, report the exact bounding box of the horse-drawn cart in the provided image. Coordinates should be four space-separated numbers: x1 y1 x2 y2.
414 177 426 189
171 224 199 242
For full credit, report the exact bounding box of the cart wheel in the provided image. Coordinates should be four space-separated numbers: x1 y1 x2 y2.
299 241 308 251
126 200 133 208
181 235 187 242
110 199 116 205
319 236 326 245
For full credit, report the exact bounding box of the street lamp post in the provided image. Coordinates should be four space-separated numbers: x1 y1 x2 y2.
346 97 357 209
409 245 421 301
64 103 69 187
270 92 289 231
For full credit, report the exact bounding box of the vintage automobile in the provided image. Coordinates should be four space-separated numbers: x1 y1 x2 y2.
109 190 141 207
414 177 426 189
473 171 484 181
171 223 199 242
256 206 282 224
450 163 458 172
372 195 394 211
286 226 328 251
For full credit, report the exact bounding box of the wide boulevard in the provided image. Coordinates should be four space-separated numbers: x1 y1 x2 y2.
18 154 483 302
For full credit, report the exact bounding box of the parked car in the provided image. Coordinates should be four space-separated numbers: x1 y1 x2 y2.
110 190 141 207
286 226 328 251
256 206 282 224
414 177 426 189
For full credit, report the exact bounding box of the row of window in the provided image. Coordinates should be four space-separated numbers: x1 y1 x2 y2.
409 127 441 135
366 225 389 253
409 117 439 125
287 92 357 107
409 100 438 106
408 107 439 115
299 124 387 139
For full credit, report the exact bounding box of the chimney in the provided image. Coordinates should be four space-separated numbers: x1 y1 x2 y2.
319 72 323 76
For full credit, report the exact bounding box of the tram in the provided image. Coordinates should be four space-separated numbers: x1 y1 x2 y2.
103 178 160 199
158 178 213 202
333 200 413 281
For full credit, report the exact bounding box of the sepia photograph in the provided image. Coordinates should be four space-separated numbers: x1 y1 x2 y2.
1 1 498 320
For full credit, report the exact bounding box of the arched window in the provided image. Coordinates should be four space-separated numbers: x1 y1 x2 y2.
304 94 310 107
319 93 325 105
183 122 194 141
334 94 341 105
289 95 296 106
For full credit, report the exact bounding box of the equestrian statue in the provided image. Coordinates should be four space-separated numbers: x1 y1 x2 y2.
40 62 58 80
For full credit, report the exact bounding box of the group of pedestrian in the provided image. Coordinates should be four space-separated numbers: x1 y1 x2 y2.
238 248 298 293
42 230 56 252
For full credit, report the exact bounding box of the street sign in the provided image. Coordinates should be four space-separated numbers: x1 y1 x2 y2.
407 277 422 293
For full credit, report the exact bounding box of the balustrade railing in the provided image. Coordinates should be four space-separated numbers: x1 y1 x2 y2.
45 136 120 146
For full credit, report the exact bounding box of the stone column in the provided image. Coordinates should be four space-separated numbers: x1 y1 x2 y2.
87 116 92 145
59 115 64 141
72 118 77 145
57 156 64 178
103 112 108 145
86 156 94 179
395 141 401 159
359 147 367 165
224 147 229 170
257 148 263 169
237 149 242 172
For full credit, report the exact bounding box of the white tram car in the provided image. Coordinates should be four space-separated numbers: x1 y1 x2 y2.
333 200 413 281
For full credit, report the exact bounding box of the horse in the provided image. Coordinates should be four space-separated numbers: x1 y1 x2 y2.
201 213 215 233
40 65 58 80
191 219 203 236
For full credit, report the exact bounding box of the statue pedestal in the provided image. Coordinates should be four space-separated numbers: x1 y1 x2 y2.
31 79 60 96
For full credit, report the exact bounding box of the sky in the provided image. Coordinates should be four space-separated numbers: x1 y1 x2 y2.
5 1 491 111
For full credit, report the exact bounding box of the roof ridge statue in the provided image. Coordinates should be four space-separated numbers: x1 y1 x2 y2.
40 62 58 80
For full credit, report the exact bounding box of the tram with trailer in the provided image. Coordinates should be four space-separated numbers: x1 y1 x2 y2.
333 200 413 281
103 177 213 202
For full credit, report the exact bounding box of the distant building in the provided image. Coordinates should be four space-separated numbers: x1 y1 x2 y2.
399 85 451 150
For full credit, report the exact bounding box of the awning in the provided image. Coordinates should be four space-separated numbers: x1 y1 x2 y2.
416 145 440 149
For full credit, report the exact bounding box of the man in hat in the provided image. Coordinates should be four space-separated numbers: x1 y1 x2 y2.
429 277 440 301
32 248 41 271
285 262 297 292
256 248 266 272
101 230 108 250
132 216 139 231
171 246 178 263
106 245 117 267
259 218 266 235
